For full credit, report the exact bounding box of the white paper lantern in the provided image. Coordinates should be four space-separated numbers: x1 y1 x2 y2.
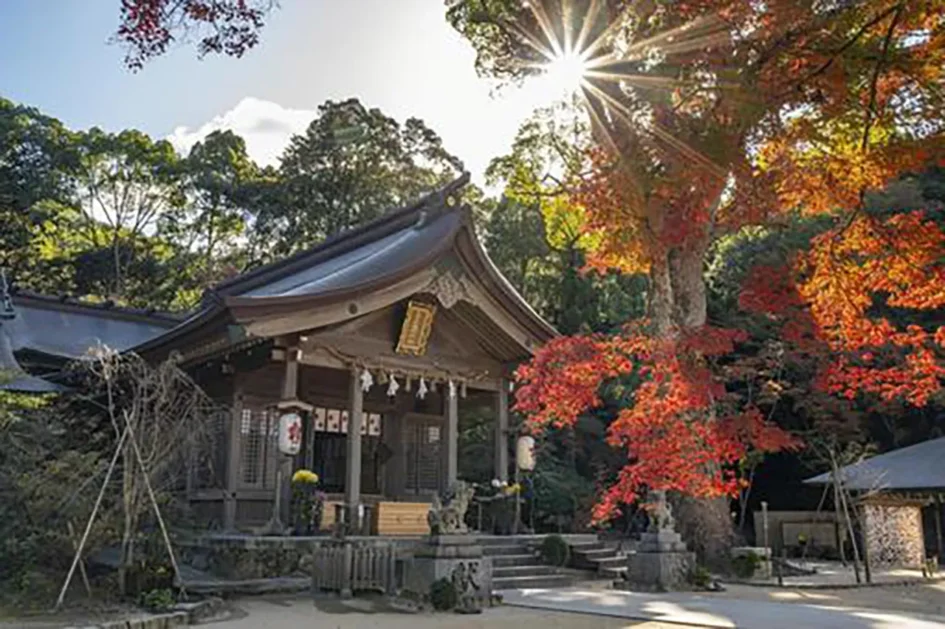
278 412 303 456
516 435 536 471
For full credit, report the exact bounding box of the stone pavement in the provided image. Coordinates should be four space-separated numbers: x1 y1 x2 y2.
500 586 945 628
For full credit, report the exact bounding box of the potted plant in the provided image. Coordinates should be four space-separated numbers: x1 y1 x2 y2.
291 469 322 535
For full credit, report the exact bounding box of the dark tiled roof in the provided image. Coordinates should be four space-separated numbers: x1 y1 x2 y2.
136 174 557 357
0 325 63 392
804 436 945 492
7 293 178 361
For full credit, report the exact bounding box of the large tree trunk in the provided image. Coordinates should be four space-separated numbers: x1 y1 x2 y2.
650 238 735 567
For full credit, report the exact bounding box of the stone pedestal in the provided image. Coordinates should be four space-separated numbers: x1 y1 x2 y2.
403 535 492 608
622 491 694 591
626 530 695 590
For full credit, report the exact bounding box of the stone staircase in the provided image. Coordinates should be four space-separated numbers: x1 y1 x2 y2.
569 539 633 581
482 536 581 590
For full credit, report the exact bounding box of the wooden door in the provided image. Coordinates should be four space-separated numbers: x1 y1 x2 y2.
403 415 442 495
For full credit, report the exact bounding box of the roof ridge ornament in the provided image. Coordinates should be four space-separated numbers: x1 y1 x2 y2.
0 269 14 321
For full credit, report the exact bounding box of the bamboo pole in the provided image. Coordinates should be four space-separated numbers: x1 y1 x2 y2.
55 426 129 610
66 521 92 598
123 410 187 599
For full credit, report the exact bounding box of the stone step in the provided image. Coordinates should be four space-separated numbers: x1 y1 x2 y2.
478 538 529 547
491 553 542 568
492 573 573 590
569 541 606 553
601 566 628 580
482 544 532 557
572 547 617 560
591 555 627 570
493 564 560 578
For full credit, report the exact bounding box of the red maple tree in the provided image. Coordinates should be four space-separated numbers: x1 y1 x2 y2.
449 0 945 528
115 0 276 69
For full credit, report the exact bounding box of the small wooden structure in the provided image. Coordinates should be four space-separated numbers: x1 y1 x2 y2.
805 437 945 567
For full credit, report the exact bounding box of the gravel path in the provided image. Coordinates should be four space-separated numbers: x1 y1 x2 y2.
207 595 689 629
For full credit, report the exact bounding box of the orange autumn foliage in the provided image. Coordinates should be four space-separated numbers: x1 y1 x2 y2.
739 208 945 407
515 326 799 521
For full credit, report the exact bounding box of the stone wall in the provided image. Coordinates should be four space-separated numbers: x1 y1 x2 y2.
753 510 842 554
862 502 925 568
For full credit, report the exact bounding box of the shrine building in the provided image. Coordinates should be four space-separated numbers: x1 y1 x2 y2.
0 174 557 534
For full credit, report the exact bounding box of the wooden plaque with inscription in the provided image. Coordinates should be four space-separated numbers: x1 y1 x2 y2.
395 301 436 356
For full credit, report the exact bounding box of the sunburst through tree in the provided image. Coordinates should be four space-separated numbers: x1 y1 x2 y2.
449 0 945 561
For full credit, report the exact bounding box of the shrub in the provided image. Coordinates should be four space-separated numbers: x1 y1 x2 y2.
539 534 570 567
429 578 458 611
689 564 712 588
731 551 761 579
139 588 176 612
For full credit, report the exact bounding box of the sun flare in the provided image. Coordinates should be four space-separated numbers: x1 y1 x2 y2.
544 51 588 94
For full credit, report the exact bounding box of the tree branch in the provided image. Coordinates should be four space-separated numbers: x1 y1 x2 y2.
861 2 905 152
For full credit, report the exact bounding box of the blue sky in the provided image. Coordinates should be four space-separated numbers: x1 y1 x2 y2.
0 0 565 185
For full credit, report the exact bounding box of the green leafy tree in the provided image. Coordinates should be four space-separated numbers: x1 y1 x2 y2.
485 104 645 334
160 130 258 302
53 128 186 307
258 98 465 256
0 98 79 293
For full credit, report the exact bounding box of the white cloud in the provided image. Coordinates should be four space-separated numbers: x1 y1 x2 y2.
167 97 315 166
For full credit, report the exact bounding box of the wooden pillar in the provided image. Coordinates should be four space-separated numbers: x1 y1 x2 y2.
495 378 509 482
345 367 364 528
277 344 300 528
223 386 243 531
935 495 944 563
446 383 459 487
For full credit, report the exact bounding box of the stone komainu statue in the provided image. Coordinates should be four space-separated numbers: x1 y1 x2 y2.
427 481 475 535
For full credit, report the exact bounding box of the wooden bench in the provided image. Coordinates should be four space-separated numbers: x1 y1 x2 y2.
373 502 430 536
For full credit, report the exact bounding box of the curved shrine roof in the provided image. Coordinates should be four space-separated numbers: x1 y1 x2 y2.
139 174 557 361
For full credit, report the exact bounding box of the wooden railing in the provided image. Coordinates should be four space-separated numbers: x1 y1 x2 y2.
312 541 397 596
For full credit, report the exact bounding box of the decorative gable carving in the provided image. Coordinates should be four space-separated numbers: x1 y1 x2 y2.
428 270 474 309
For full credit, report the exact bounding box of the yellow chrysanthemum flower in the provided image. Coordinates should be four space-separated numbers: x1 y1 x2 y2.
292 469 319 484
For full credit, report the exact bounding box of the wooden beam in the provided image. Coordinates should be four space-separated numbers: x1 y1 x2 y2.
241 269 437 338
298 336 503 389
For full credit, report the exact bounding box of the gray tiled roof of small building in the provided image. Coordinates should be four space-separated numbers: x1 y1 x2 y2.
804 436 945 491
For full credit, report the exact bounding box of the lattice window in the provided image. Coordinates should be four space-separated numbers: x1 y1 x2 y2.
190 408 227 491
404 419 441 494
240 407 277 488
